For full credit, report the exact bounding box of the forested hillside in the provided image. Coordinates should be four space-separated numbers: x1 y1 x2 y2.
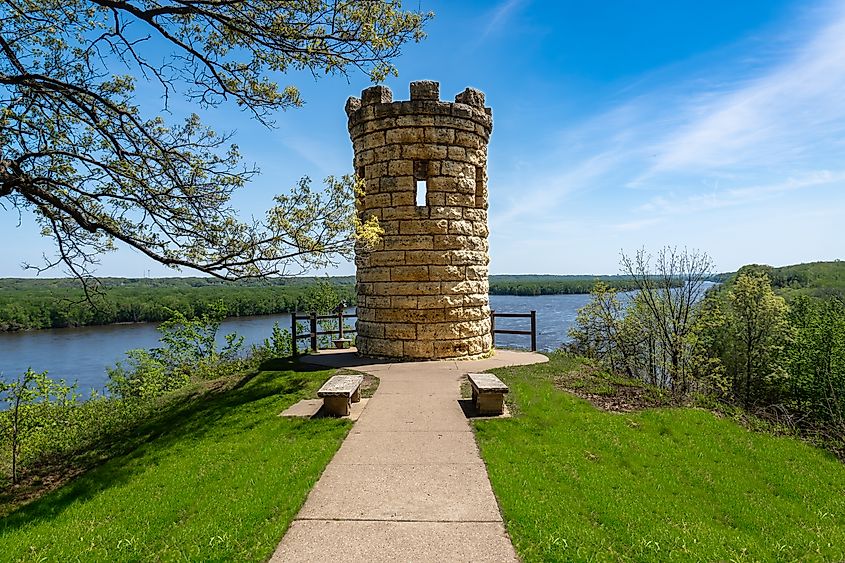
4 264 839 331
488 275 648 295
1 274 657 331
730 261 845 298
0 277 356 331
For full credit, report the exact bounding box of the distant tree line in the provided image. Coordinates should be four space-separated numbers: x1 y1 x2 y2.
1 274 691 331
570 250 845 453
489 275 684 296
0 277 355 331
490 278 639 296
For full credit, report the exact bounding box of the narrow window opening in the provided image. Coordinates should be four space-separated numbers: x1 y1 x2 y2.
475 166 485 207
416 179 427 207
413 160 429 207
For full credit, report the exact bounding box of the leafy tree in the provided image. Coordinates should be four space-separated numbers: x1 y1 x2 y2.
261 321 292 359
620 246 713 393
569 282 627 373
300 277 350 348
0 1 424 285
786 295 845 423
302 277 343 314
0 369 78 484
571 280 693 388
722 272 791 408
107 300 243 398
106 349 179 400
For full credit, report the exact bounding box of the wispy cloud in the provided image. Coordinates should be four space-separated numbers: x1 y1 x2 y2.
634 2 845 183
490 149 623 228
488 2 845 271
612 217 663 232
638 169 845 216
497 1 845 218
479 0 528 42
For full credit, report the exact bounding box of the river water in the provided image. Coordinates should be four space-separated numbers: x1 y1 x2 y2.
0 294 591 394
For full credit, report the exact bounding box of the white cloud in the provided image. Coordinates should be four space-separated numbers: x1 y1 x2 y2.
636 2 845 181
490 149 622 228
612 217 663 232
479 0 528 42
485 2 845 273
638 169 845 216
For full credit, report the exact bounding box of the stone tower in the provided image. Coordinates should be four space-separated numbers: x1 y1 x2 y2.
346 81 493 360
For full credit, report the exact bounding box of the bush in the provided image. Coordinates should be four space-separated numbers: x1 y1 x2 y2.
107 350 185 401
0 369 78 484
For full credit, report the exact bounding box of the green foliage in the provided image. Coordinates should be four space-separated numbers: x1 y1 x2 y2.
0 276 356 331
729 260 845 299
107 301 247 401
568 282 626 366
571 247 713 393
785 295 845 424
106 350 183 402
691 271 844 440
1 1 427 282
156 301 243 368
302 278 344 314
0 364 351 560
488 275 678 296
475 354 845 562
257 322 293 360
0 370 78 484
573 255 845 446
724 273 792 407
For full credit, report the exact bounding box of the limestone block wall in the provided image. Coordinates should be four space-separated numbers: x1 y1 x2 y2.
346 81 493 359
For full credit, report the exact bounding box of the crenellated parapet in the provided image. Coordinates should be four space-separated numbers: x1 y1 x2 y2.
347 81 493 360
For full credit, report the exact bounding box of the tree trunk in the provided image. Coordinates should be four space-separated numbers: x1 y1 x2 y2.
745 341 753 409
11 394 21 485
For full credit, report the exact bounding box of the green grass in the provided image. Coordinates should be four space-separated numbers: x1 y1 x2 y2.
0 360 349 561
475 353 845 562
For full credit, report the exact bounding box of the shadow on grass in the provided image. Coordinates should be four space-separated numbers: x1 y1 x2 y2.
0 358 328 531
458 399 512 419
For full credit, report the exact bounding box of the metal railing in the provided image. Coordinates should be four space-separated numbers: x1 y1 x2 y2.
491 310 537 352
291 309 536 353
291 311 357 354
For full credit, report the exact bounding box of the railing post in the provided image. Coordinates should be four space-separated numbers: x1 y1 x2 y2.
338 310 344 340
530 310 537 352
310 311 318 352
490 309 496 347
291 311 298 356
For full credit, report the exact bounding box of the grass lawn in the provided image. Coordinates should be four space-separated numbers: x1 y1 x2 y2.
475 353 845 562
0 360 349 561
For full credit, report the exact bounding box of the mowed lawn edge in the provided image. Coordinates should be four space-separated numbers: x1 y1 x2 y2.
474 354 845 562
0 360 349 562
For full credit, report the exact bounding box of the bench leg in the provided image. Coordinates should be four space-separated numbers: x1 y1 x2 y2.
323 396 351 416
476 393 505 415
351 387 361 403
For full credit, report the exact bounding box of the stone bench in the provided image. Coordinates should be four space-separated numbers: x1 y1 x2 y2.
467 372 509 415
317 374 364 416
332 338 353 349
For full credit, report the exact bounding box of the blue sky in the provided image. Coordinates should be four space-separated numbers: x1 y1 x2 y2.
2 0 844 277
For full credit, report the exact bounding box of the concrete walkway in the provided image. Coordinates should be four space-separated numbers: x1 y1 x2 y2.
271 349 547 562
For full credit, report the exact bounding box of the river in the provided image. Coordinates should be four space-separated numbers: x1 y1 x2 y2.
0 294 592 394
